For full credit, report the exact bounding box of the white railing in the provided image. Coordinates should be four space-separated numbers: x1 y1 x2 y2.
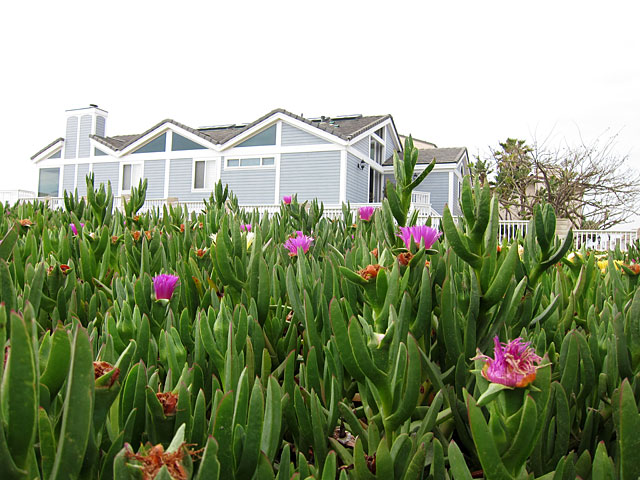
573 230 638 252
498 220 529 243
0 190 37 204
411 191 430 206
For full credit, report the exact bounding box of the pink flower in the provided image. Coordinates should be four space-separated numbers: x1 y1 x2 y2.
69 223 85 236
397 225 441 249
240 223 252 232
359 206 375 221
153 274 179 300
473 337 542 388
283 196 292 205
284 232 314 257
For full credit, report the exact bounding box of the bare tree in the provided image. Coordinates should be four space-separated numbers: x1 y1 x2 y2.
485 135 640 230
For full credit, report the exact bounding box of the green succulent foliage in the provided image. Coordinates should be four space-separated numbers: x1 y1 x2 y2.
385 136 436 227
0 150 637 479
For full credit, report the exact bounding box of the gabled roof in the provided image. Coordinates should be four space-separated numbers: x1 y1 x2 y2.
88 108 392 152
383 147 467 166
30 138 64 160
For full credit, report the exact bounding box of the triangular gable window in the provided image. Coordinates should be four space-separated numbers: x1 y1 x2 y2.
49 150 62 159
172 133 207 151
94 148 107 156
132 133 166 154
237 124 276 147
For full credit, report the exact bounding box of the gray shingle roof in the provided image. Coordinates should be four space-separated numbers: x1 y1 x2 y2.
30 137 64 160
88 108 393 152
383 147 467 166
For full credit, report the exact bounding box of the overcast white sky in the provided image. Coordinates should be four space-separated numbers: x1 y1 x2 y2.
2 0 639 226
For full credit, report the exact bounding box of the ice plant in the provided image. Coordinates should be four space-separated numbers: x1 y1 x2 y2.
397 225 442 249
153 274 179 300
284 232 314 256
359 206 375 221
357 264 382 281
283 195 292 205
240 223 252 232
69 222 84 235
474 336 542 388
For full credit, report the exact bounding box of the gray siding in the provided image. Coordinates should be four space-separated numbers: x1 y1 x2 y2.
76 163 90 196
280 151 340 203
413 170 450 215
93 162 119 193
221 161 275 204
96 116 106 137
385 126 397 161
78 115 92 158
62 165 75 193
65 116 78 159
168 158 208 201
144 160 166 199
353 136 369 157
346 153 368 203
452 176 462 216
281 123 330 146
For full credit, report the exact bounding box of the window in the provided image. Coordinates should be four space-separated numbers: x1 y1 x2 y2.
49 150 62 159
236 125 277 147
370 138 383 164
225 157 275 168
172 133 207 151
122 163 143 192
132 133 166 154
94 148 107 156
38 168 60 197
193 159 217 190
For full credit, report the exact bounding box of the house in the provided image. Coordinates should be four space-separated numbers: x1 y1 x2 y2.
30 105 468 215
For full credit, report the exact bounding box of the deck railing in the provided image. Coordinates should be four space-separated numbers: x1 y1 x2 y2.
6 193 637 251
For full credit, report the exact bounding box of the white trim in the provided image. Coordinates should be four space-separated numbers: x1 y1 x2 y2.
32 140 65 164
339 149 347 203
166 130 174 152
221 113 348 150
347 148 385 173
371 132 385 145
224 155 276 170
191 157 220 193
119 161 144 196
348 118 394 145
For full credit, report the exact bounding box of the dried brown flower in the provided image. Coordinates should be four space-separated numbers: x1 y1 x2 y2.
357 264 382 281
397 252 413 266
156 391 178 416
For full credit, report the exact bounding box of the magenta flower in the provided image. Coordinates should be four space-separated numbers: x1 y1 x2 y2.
397 225 442 249
69 223 85 236
284 232 314 257
359 206 375 221
153 274 179 300
240 223 252 232
473 337 542 388
283 196 292 205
